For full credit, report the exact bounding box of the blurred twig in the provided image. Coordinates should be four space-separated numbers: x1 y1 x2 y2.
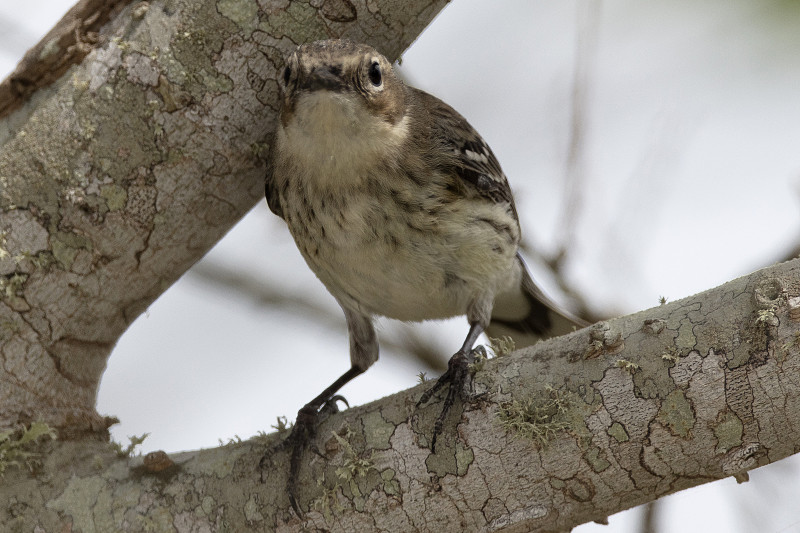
188 260 447 372
640 501 658 533
550 0 602 270
522 0 605 324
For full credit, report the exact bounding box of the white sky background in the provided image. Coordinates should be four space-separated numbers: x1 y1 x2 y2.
2 1 800 532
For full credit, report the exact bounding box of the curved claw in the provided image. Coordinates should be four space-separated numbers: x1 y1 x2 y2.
416 348 478 452
259 394 352 517
320 394 350 415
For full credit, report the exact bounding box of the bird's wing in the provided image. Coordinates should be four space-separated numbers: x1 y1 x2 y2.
415 88 516 210
264 135 284 219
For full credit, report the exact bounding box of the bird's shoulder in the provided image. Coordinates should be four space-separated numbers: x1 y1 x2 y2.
409 87 515 207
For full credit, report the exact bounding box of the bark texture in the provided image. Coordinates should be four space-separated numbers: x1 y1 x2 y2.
0 0 447 435
2 258 800 531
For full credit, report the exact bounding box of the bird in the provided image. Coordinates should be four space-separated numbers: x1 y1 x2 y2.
263 38 585 512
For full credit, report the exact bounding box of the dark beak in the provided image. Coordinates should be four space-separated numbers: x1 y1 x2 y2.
300 66 344 92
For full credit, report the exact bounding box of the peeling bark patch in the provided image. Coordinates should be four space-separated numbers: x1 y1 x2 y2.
669 350 703 387
721 442 762 477
487 505 548 531
725 366 757 437
124 182 158 231
594 368 659 442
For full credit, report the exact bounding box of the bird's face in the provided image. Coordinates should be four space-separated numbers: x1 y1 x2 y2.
279 40 406 131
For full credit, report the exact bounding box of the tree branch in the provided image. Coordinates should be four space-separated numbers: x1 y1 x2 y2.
0 0 448 435
3 258 800 531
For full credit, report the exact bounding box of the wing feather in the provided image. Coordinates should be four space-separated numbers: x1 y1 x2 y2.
414 88 516 211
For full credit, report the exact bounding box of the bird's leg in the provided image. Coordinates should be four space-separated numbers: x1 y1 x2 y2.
260 309 377 516
417 321 485 451
260 365 363 515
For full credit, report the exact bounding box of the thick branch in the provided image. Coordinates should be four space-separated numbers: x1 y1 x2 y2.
3 258 800 531
0 0 134 118
0 0 448 434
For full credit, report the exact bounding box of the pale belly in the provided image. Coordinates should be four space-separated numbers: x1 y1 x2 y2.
283 185 520 321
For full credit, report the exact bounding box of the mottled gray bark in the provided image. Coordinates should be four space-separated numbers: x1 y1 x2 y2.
4 0 800 531
3 259 800 531
0 0 447 435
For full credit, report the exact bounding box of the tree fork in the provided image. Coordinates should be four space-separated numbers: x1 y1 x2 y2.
0 0 448 435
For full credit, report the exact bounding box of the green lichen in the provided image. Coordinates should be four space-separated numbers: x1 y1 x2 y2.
615 359 640 373
497 387 571 446
380 468 401 496
218 435 243 446
99 184 128 211
0 273 27 302
332 430 374 484
312 473 345 523
361 410 394 450
585 445 611 472
50 231 92 270
755 307 778 327
243 494 264 523
0 319 20 341
271 415 290 433
47 475 107 532
657 390 695 438
0 229 9 259
311 427 377 520
608 422 629 443
0 422 57 475
455 443 474 476
661 344 680 363
110 433 149 458
489 335 516 357
714 411 743 454
675 319 697 350
217 0 259 34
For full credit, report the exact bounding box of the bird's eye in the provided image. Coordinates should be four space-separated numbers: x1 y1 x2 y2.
282 66 292 86
368 61 382 87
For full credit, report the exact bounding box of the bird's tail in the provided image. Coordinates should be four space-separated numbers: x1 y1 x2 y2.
486 254 587 348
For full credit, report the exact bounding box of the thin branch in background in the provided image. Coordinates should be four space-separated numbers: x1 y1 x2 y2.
640 501 659 533
550 0 602 270
520 1 605 324
188 260 447 372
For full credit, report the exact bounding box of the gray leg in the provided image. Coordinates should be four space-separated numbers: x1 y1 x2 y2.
261 308 377 516
417 314 487 452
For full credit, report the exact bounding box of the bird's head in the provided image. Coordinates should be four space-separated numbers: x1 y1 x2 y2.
278 39 407 131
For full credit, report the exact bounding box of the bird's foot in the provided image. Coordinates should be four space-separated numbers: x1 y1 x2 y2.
417 345 487 451
259 395 348 516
